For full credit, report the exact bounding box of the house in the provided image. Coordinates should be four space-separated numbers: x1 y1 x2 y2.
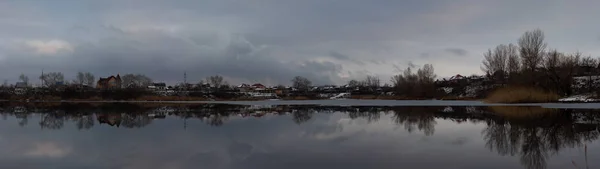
252 83 266 89
15 82 27 88
97 74 122 89
13 82 28 95
237 83 252 92
148 82 167 90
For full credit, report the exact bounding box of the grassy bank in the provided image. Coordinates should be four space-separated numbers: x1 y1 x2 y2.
484 87 560 103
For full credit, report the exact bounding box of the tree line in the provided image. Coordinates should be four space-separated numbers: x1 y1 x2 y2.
481 29 599 96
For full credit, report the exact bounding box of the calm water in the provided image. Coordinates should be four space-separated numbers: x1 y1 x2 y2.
1 103 599 169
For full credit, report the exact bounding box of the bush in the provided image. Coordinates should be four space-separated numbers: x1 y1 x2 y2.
484 86 560 103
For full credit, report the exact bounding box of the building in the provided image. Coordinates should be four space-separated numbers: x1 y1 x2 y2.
148 82 167 90
15 82 27 88
97 74 122 89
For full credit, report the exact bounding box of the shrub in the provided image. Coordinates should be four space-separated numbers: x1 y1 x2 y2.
484 86 560 103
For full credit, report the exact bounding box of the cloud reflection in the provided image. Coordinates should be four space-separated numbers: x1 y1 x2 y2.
0 104 599 169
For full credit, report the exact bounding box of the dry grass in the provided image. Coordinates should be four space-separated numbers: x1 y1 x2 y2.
281 96 314 100
484 86 560 103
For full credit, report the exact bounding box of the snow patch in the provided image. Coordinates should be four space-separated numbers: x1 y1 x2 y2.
558 94 596 102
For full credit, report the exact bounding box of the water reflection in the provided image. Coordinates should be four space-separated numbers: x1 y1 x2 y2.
0 103 599 169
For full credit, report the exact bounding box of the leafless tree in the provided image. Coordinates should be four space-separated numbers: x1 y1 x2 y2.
39 72 64 87
347 79 362 87
121 74 153 88
75 72 95 86
483 44 513 82
558 52 581 95
518 29 547 72
391 63 436 97
18 74 29 85
364 75 380 88
418 64 436 84
206 75 227 88
292 76 312 91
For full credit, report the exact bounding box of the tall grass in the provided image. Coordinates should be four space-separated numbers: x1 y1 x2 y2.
484 86 560 103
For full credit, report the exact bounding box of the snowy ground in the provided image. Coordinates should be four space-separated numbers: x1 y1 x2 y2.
558 94 597 102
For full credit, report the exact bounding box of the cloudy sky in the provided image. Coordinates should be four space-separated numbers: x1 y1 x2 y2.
1 0 600 86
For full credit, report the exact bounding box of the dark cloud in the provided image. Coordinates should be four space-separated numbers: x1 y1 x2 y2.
328 51 365 65
444 48 468 56
369 60 384 65
3 0 600 82
0 28 340 86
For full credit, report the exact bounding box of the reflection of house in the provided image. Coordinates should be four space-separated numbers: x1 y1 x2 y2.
97 74 122 89
96 114 121 127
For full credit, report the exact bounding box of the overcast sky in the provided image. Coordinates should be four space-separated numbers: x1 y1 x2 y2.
1 0 600 86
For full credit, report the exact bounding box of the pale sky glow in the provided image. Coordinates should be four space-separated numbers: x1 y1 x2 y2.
1 0 600 86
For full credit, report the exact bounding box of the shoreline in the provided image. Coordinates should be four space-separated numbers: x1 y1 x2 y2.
3 99 600 108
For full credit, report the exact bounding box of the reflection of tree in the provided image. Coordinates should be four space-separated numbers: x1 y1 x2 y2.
121 114 152 128
482 108 600 169
39 113 65 130
292 109 313 124
3 103 600 169
206 114 226 126
348 107 381 123
391 107 437 136
73 115 95 130
15 113 29 127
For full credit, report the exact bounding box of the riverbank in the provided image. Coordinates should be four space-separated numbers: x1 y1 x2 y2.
3 95 480 102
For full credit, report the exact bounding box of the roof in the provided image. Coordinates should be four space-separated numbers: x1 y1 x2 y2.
97 75 122 84
237 83 250 88
15 82 27 88
252 83 265 88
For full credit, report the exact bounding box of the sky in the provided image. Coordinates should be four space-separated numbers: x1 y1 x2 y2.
1 0 600 86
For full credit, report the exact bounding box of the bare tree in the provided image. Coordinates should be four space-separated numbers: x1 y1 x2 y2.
542 49 562 93
482 44 512 82
364 75 381 88
76 72 85 85
482 49 495 75
19 74 29 85
417 64 436 84
347 79 362 87
391 63 437 98
121 74 153 88
1 80 7 87
518 29 547 72
206 75 226 88
84 72 95 86
39 72 64 87
75 72 95 86
292 76 312 91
